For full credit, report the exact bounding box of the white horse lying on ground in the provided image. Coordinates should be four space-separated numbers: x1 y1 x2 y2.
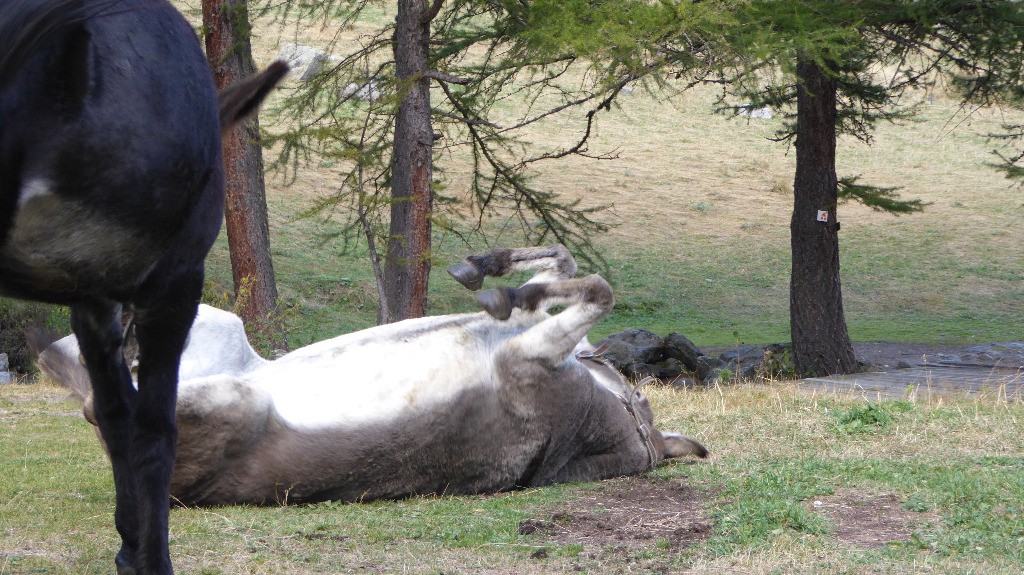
39 245 707 505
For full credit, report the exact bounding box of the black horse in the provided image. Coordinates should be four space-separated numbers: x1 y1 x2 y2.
0 1 285 573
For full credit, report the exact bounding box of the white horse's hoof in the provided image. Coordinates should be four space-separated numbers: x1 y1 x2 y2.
447 262 484 291
475 288 513 320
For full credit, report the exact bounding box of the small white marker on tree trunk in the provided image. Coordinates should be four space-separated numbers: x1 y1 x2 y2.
816 210 829 222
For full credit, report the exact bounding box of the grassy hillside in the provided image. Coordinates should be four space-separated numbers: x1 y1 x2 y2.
8 88 1020 351
180 3 1024 350
8 3 1017 351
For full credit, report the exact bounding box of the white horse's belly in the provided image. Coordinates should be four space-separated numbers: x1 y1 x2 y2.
240 313 530 428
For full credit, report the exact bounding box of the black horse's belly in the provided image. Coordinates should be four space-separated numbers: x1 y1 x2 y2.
0 188 162 302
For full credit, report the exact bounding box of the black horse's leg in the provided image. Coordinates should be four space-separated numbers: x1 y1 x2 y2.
69 300 141 574
128 267 203 575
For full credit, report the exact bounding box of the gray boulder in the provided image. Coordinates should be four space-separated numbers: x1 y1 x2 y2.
703 367 736 386
596 328 665 368
663 332 702 371
664 332 720 381
720 344 766 365
342 81 381 102
277 43 328 81
594 339 635 371
624 362 660 380
0 353 10 384
737 104 774 119
596 329 803 386
656 357 685 381
700 355 725 369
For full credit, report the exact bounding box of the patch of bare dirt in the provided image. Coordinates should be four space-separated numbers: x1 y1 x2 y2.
518 476 713 553
518 478 941 560
808 491 938 548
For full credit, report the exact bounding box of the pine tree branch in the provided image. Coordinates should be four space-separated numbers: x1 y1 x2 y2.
424 69 469 85
421 0 444 25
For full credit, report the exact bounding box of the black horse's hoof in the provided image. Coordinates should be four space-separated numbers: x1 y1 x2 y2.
475 288 514 320
447 261 484 291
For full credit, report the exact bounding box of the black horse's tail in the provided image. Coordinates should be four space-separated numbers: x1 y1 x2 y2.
32 332 93 409
0 0 124 90
218 60 290 132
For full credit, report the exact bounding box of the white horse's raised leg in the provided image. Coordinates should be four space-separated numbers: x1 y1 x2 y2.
447 244 577 290
452 245 612 362
500 274 614 365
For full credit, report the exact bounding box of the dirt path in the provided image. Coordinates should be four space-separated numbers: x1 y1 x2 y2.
852 341 1024 371
802 341 1024 399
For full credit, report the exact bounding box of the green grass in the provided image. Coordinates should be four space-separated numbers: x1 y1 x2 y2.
687 454 1024 570
3 382 1023 574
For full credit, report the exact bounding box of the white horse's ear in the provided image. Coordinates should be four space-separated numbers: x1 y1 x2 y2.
663 433 709 459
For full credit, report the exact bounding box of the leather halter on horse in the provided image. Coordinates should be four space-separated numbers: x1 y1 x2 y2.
575 344 660 471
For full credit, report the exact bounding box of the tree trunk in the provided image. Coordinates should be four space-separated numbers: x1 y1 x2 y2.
790 56 857 376
382 0 434 323
203 0 288 352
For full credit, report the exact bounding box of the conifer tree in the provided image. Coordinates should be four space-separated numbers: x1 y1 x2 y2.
204 0 288 351
260 0 725 322
712 0 1024 375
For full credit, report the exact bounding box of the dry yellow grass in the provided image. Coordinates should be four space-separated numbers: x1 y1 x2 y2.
5 376 1024 574
646 379 1023 462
